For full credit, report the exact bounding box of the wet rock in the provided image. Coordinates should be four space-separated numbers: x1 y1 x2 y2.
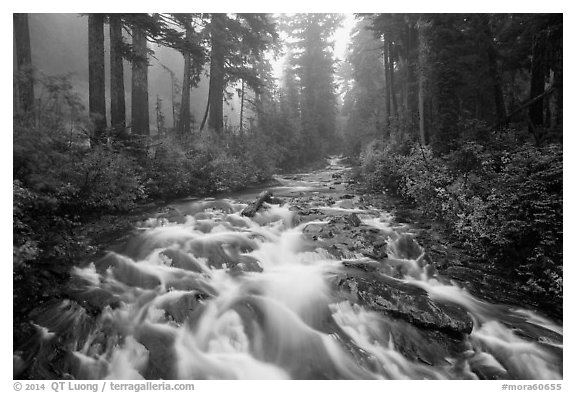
268 196 283 205
332 270 473 337
347 213 362 227
326 244 357 259
388 235 423 260
341 259 380 273
162 292 208 323
228 255 264 275
66 288 121 315
156 208 187 224
96 253 161 289
296 212 327 224
188 237 256 270
226 215 250 228
374 314 470 370
303 223 325 235
30 299 97 350
468 351 510 380
338 199 355 210
199 200 235 214
137 323 177 379
160 249 204 273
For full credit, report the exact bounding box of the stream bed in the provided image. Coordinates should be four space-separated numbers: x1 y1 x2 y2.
20 158 563 380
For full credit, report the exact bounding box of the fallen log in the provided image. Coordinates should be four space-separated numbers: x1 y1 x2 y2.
241 190 281 217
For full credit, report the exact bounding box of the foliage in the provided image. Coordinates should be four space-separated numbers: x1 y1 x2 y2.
13 73 281 275
144 132 276 197
281 13 343 160
359 125 563 305
60 147 147 212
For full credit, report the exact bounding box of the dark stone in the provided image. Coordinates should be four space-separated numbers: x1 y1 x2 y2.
160 249 204 272
371 316 470 370
303 223 324 236
162 292 208 323
347 213 362 227
66 288 121 315
228 255 264 275
341 259 380 273
332 270 473 337
96 253 161 289
388 235 423 260
268 196 283 205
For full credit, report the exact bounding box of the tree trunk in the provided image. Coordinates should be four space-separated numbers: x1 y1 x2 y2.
241 190 282 217
554 68 562 128
170 73 177 129
418 74 426 145
529 31 546 127
240 78 245 133
388 40 397 118
14 13 34 115
478 15 507 126
430 15 461 154
110 15 126 138
417 19 427 145
400 56 408 116
131 25 149 136
488 50 506 125
407 22 419 128
199 90 210 132
382 38 391 128
88 14 107 144
208 14 225 134
178 22 192 136
156 95 161 134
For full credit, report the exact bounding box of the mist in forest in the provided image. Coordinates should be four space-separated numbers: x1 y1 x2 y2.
13 13 563 383
28 13 214 132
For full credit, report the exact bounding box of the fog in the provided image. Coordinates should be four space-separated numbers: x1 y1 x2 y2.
28 13 241 133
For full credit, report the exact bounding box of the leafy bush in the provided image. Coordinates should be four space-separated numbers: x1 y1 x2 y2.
58 147 147 212
144 137 210 199
359 140 403 193
454 143 562 298
359 129 563 305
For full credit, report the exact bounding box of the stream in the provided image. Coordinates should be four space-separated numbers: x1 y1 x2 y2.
23 157 563 380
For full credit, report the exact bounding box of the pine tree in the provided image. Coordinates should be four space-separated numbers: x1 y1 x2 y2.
207 13 226 134
201 13 278 134
340 18 386 147
131 24 149 136
88 13 107 143
109 14 126 137
283 13 343 159
13 13 34 115
166 14 205 136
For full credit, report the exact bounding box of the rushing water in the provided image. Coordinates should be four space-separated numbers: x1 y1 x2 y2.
26 158 562 380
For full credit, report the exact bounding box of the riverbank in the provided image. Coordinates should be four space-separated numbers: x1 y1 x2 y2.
14 157 562 379
13 160 319 378
347 177 562 322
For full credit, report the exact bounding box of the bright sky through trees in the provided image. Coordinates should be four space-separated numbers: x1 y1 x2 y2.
271 13 355 79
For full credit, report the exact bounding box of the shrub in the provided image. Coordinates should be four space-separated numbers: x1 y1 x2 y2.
144 137 210 199
359 130 563 305
59 147 147 212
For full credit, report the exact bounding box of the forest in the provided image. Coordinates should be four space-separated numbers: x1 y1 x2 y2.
13 13 562 381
